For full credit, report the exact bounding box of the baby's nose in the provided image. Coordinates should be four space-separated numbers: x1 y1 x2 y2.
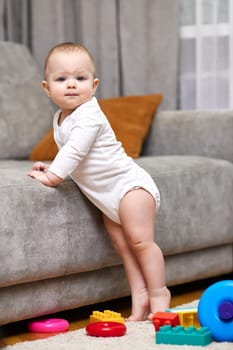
67 79 77 88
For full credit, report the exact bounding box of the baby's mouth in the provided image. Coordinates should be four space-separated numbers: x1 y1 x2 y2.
65 93 79 96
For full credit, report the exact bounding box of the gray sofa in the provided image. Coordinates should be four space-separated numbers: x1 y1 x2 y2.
0 41 232 326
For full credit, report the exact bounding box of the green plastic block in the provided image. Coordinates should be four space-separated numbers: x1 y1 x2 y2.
156 325 212 346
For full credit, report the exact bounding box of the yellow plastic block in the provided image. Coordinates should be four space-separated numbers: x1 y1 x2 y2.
167 307 200 328
89 310 125 324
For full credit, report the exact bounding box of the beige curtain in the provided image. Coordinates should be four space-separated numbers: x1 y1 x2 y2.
0 0 179 109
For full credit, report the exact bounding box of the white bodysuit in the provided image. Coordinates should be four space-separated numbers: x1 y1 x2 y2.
49 97 160 224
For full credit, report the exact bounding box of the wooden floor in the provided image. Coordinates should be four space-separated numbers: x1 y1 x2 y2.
0 274 231 346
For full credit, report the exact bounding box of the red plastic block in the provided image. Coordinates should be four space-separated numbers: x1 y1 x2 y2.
152 312 180 331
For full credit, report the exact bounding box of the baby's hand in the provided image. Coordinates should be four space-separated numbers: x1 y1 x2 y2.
27 168 63 187
27 169 47 181
32 162 49 172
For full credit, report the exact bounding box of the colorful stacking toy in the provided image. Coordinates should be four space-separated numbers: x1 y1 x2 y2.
86 310 126 337
28 318 69 333
86 321 126 337
198 280 233 342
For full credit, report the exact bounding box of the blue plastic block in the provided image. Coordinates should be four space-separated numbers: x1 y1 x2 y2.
156 325 212 346
166 307 197 313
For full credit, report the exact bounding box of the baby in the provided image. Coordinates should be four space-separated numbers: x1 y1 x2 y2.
28 42 170 321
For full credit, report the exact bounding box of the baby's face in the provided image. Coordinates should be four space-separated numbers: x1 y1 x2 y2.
42 50 99 117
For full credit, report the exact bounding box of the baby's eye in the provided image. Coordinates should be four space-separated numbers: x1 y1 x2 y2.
56 77 66 82
76 76 85 81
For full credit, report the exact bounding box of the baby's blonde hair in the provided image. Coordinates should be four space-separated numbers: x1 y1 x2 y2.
44 42 96 79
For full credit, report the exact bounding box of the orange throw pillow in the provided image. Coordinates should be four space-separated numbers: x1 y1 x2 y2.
29 94 162 160
29 128 58 161
99 94 162 158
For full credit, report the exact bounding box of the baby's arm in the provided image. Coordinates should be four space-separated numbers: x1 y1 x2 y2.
28 162 63 187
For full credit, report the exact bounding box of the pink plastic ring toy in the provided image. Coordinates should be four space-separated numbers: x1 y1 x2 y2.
86 321 127 337
28 318 69 333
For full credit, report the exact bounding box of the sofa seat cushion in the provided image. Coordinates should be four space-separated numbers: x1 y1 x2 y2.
136 155 233 255
1 157 233 289
0 161 120 288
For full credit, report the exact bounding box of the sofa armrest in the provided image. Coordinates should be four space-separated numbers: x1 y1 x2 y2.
142 109 233 163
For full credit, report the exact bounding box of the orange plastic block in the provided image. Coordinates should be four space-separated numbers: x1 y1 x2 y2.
89 310 125 324
152 312 180 331
167 307 200 328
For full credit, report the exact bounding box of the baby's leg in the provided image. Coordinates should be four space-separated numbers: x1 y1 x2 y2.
119 189 171 316
103 215 149 321
147 286 171 320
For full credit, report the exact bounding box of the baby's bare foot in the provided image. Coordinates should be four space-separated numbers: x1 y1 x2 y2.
127 288 150 321
148 286 171 320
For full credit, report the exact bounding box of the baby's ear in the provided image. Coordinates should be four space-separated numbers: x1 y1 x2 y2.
42 80 50 96
93 78 99 94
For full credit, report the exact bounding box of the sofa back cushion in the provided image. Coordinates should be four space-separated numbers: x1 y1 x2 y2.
0 41 54 159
